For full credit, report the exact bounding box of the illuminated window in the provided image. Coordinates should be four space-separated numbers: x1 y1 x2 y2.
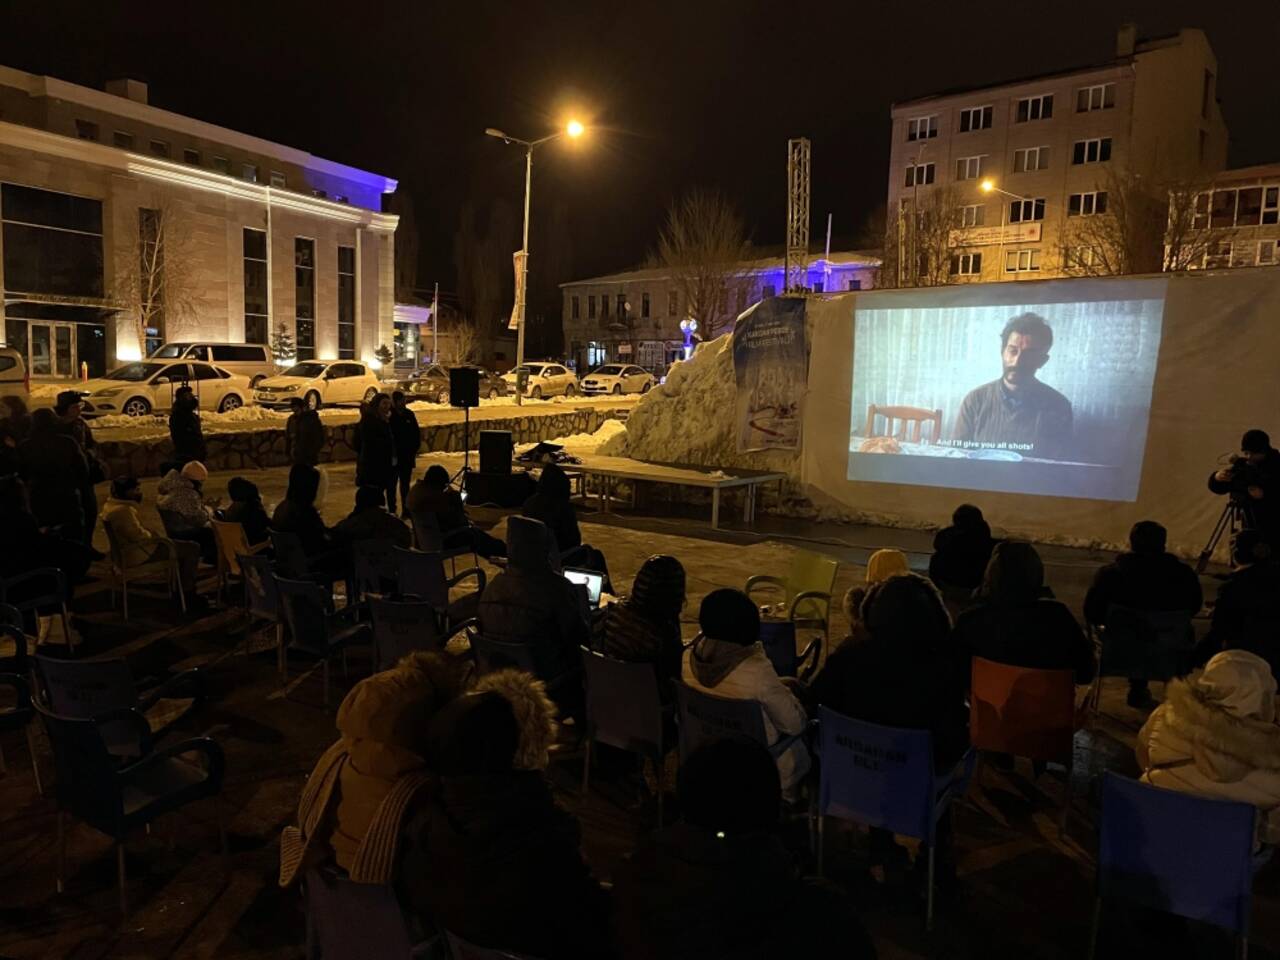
1015 94 1053 123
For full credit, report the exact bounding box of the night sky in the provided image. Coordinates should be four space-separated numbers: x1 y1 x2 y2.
3 0 1277 319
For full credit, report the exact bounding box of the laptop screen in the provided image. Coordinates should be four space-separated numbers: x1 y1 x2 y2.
563 567 604 606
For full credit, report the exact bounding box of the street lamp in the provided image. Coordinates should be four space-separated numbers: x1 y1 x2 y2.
486 119 586 404
980 179 1029 279
679 317 698 359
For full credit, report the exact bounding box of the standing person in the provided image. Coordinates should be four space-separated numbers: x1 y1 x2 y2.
20 408 90 543
1209 429 1280 546
1084 520 1203 707
285 395 324 467
354 392 396 510
388 391 421 517
55 390 107 559
103 475 202 609
169 385 207 466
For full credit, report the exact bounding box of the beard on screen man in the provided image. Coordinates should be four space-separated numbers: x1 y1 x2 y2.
952 312 1074 461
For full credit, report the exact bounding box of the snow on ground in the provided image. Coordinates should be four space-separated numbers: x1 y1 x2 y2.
540 418 628 455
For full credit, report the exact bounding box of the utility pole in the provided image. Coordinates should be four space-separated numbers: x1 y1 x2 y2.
431 281 439 363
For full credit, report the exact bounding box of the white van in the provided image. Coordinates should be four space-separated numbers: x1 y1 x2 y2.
149 342 274 385
0 346 29 403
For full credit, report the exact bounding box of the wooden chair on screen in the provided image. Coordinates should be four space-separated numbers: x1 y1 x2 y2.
865 405 943 444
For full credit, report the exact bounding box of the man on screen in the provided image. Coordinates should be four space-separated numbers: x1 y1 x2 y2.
953 313 1073 460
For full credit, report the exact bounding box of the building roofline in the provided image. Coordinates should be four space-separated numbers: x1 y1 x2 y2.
0 64 398 194
1209 162 1280 182
558 250 882 288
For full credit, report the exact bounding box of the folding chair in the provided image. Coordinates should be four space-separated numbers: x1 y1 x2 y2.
467 629 579 706
814 706 976 930
580 649 674 826
1089 773 1256 960
1090 605 1195 715
969 657 1079 831
1 568 76 654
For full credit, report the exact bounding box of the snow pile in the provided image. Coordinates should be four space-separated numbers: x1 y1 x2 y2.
543 418 628 455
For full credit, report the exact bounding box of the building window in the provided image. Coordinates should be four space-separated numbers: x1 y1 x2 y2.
1015 94 1053 123
846 278 861 291
337 246 356 359
668 290 678 316
75 119 99 141
183 148 201 165
1072 137 1112 165
1264 187 1280 225
958 105 992 132
1013 146 1050 173
1005 249 1041 273
243 228 269 345
601 295 609 319
312 188 328 199
1008 198 1046 223
149 139 170 158
1077 83 1117 112
641 292 650 318
1070 246 1098 270
955 156 987 181
1259 240 1277 265
616 293 626 318
571 295 580 320
904 162 935 187
212 155 231 174
269 171 287 188
906 116 938 141
950 252 982 276
113 130 134 149
295 238 315 360
1 183 105 299
762 284 777 298
242 163 259 183
960 204 985 228
588 296 596 319
1068 191 1108 216
1204 240 1232 269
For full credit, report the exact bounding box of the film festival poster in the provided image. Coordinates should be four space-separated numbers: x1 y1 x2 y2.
733 297 808 453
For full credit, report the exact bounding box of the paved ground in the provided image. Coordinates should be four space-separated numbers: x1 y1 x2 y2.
2 458 1277 959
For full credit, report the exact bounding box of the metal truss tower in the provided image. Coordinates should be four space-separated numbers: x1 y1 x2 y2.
785 137 811 293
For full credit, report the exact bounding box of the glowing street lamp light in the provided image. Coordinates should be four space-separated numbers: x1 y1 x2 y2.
679 317 698 358
485 119 588 404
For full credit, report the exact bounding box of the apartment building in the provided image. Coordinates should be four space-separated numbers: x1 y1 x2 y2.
886 27 1228 284
0 66 397 379
1182 163 1280 270
560 250 879 374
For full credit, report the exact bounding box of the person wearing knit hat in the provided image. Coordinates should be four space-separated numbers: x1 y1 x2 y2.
592 555 687 685
156 460 217 562
180 460 209 482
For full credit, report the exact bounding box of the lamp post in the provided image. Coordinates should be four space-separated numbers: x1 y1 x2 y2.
485 120 585 404
980 179 1028 281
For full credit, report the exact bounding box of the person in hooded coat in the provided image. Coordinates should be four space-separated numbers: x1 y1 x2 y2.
591 554 686 686
928 503 997 597
285 396 325 467
953 540 1095 685
156 460 217 563
399 673 612 960
220 477 272 546
683 589 810 793
168 385 207 466
1137 639 1280 851
20 407 90 542
272 464 332 555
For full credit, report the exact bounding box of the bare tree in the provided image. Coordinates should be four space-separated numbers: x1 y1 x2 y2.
879 185 967 288
649 188 751 338
115 200 200 356
447 318 481 365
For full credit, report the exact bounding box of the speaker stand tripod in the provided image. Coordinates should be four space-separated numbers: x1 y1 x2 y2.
1196 500 1249 574
450 403 473 494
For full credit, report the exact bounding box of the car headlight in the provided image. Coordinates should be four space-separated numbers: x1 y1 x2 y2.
93 389 122 398
280 384 298 392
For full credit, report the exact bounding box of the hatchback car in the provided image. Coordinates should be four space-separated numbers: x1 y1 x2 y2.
501 362 578 399
253 360 382 410
392 364 508 403
80 361 251 417
580 364 655 396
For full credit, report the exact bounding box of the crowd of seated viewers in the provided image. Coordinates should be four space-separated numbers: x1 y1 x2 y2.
5 382 1280 956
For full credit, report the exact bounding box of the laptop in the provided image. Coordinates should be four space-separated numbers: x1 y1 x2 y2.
563 567 604 608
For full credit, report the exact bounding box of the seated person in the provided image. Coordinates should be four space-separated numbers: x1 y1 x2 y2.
280 651 467 889
1084 520 1203 707
1193 529 1280 678
683 589 810 793
271 464 347 578
477 516 589 706
523 463 611 589
399 683 611 960
102 475 202 607
591 554 686 687
811 573 968 882
840 547 910 645
613 739 877 960
333 485 412 549
155 460 217 564
928 503 997 595
407 464 505 560
953 541 1094 685
220 477 272 546
1137 639 1280 852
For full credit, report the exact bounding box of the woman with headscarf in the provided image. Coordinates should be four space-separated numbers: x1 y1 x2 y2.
951 540 1094 685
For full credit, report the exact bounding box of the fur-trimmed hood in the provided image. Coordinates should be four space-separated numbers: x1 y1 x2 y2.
1157 650 1280 782
473 668 558 771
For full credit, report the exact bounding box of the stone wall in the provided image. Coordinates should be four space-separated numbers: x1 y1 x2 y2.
98 407 629 479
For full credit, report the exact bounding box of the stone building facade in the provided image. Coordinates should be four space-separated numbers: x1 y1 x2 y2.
1182 163 1280 270
0 66 397 380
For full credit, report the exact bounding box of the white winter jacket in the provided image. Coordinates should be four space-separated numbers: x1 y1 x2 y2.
683 637 811 790
1137 649 1280 846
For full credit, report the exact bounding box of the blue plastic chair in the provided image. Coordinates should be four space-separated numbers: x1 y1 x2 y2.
814 706 975 930
1089 772 1256 959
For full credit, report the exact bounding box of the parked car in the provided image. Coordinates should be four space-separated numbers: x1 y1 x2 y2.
391 364 508 403
253 360 381 410
0 346 29 404
149 342 275 385
80 361 251 417
501 362 578 400
580 363 655 396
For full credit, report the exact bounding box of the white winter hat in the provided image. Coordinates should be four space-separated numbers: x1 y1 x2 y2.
180 461 209 482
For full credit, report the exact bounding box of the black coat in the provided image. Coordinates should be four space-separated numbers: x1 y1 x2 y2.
522 491 582 552
332 506 411 548
354 417 395 487
1083 551 1203 627
389 407 421 463
1201 561 1280 676
286 410 325 466
169 400 207 464
221 498 272 546
953 598 1095 685
270 499 331 555
20 432 90 535
1208 448 1280 537
928 522 996 591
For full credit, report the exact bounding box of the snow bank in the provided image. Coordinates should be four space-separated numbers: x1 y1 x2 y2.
543 418 628 455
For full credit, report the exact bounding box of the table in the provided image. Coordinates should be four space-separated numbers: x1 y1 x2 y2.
553 455 787 530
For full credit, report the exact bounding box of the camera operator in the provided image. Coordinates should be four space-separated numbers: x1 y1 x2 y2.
1209 429 1280 543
